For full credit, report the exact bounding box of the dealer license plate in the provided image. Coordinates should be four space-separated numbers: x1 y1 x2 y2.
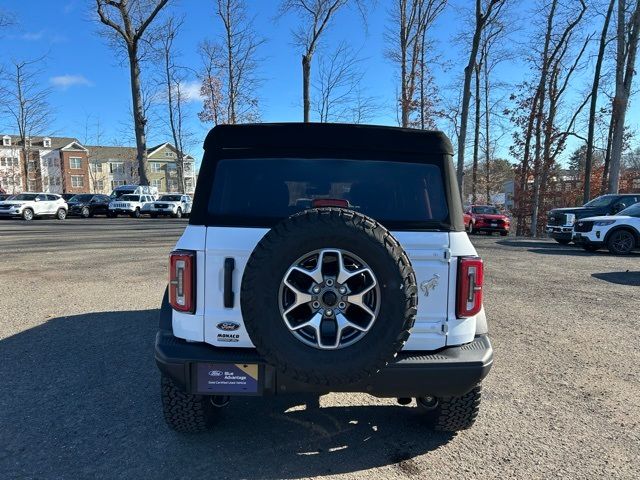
196 363 260 395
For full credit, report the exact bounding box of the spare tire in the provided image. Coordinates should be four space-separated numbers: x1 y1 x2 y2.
241 208 417 386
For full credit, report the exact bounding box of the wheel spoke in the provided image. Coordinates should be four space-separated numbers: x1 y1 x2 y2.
290 312 322 332
283 278 313 316
346 280 377 318
336 313 369 333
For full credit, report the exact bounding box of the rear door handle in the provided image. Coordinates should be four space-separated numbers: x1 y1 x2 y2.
223 258 235 308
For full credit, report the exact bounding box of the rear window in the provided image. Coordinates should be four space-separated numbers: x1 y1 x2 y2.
472 206 500 215
208 158 448 228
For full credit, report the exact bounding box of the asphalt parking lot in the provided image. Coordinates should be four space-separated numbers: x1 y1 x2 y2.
1 218 638 479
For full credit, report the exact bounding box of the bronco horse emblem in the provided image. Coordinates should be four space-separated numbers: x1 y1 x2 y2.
420 274 440 297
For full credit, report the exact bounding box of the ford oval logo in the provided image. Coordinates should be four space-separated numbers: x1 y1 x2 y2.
217 321 240 331
208 370 224 377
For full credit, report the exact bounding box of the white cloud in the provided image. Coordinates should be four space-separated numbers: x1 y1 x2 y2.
22 31 45 41
179 80 204 103
50 74 93 89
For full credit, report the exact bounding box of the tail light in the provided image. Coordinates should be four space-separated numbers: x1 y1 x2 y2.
456 257 484 318
169 250 196 313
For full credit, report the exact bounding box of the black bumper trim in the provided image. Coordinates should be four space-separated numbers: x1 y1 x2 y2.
155 331 493 398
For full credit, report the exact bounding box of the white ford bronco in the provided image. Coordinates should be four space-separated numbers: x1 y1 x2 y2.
155 123 493 433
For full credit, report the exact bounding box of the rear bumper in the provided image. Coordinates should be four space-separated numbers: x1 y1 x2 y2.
154 331 493 398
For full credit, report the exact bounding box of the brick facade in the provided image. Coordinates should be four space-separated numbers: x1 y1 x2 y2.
60 150 89 194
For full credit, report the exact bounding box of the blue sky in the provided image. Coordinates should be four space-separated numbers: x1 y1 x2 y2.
1 0 638 165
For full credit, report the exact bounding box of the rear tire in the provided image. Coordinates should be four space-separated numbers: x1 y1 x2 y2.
131 208 141 219
81 207 90 218
607 229 636 255
56 208 67 220
22 208 34 221
161 376 218 433
418 384 482 432
174 208 182 219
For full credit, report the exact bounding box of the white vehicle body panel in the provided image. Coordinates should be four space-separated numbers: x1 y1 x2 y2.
0 194 66 217
172 225 481 351
572 215 640 243
144 196 193 215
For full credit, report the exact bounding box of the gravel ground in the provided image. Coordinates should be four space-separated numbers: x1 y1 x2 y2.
0 218 638 479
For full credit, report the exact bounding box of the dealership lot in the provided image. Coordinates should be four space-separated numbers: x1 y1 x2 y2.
0 219 638 479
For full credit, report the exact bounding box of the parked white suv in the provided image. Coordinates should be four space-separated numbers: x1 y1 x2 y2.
573 202 640 254
155 124 493 434
144 194 192 218
0 192 67 221
108 194 154 218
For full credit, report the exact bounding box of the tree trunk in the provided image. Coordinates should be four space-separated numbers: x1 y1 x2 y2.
224 1 236 124
457 0 485 193
302 54 311 123
483 57 491 203
472 64 481 203
584 0 614 203
609 0 640 193
128 44 149 185
529 0 557 237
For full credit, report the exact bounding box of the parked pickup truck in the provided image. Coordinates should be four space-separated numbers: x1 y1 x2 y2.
546 193 640 244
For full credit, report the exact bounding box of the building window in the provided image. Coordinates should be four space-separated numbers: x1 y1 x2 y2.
28 160 37 171
150 162 162 173
165 151 173 158
632 178 640 189
110 162 125 174
0 157 19 167
151 179 162 189
111 180 125 189
91 162 103 173
71 175 84 188
70 157 82 169
184 163 193 174
2 136 10 146
185 178 193 189
43 137 51 148
28 180 37 190
96 179 104 191
167 180 178 191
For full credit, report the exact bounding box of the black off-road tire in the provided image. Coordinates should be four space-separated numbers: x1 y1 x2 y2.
161 375 218 433
419 384 482 432
241 208 417 387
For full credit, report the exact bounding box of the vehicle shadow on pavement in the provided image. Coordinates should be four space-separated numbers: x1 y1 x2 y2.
592 271 640 286
0 310 454 479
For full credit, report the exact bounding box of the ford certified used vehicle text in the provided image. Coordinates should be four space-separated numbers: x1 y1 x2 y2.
0 193 67 221
155 124 493 433
573 202 640 255
546 194 640 244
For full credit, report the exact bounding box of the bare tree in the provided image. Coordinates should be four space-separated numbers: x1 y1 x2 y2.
95 0 170 186
199 0 262 125
154 17 194 193
281 0 367 122
388 0 447 128
608 0 640 193
584 0 615 203
312 42 377 122
1 58 53 192
456 0 505 193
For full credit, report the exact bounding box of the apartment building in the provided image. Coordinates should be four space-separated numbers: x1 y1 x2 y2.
0 135 88 194
86 143 196 195
0 134 197 195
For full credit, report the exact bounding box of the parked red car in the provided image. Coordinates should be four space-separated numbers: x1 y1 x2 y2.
464 205 510 236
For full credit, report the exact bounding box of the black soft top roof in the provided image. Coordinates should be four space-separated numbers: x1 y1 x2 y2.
204 123 454 156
